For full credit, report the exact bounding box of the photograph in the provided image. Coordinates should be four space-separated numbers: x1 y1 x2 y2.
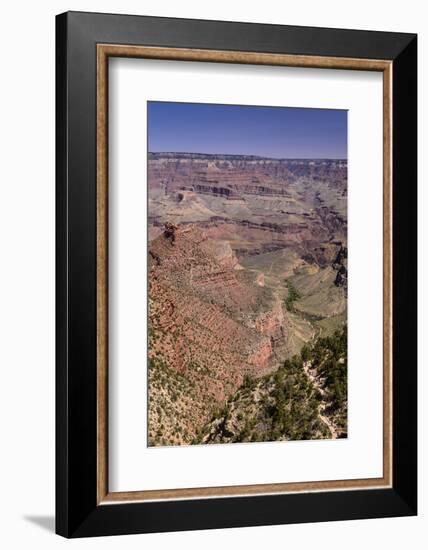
147 101 348 447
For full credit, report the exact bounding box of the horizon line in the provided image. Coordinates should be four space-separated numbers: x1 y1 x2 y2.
148 151 348 161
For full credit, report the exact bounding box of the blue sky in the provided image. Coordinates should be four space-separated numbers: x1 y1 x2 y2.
148 101 347 159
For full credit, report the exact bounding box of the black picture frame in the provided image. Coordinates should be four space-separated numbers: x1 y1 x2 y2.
56 10 417 538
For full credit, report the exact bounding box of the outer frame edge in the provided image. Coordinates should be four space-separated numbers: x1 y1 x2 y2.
56 11 418 538
55 11 70 539
69 489 415 538
391 34 418 516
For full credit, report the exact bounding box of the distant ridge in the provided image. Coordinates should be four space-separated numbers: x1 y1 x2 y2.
148 152 347 163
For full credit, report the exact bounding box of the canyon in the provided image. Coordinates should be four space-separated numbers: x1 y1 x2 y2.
147 153 347 446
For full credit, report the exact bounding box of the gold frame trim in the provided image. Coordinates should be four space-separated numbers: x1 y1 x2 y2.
96 44 393 504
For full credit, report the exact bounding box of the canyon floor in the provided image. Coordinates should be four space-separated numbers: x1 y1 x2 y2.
147 153 348 446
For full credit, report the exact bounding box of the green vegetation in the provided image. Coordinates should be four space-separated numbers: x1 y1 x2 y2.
267 356 329 441
198 325 348 444
284 280 301 312
242 373 255 389
148 357 197 446
311 326 347 431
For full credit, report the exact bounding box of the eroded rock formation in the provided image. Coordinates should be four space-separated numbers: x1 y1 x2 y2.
148 225 290 445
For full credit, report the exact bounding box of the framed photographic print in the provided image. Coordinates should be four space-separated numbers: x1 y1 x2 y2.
56 11 417 538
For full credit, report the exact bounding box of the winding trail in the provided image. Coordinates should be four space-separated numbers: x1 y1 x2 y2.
302 361 338 439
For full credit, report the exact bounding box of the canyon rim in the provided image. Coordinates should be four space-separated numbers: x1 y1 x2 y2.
147 101 348 447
